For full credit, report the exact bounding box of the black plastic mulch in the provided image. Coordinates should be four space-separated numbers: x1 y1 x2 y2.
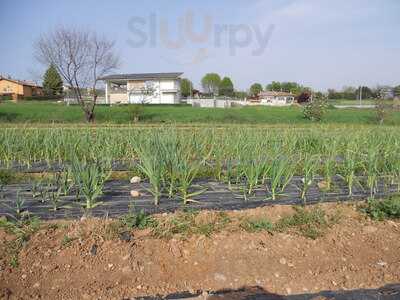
0 175 399 220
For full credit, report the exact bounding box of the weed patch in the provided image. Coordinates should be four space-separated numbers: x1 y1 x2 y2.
363 196 400 220
0 215 40 267
240 218 274 233
153 210 230 239
275 207 340 239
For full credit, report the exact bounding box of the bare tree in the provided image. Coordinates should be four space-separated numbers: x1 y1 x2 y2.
35 27 120 122
128 81 157 104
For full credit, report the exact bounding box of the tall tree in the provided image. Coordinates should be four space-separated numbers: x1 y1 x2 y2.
42 64 63 96
35 27 120 122
250 83 263 97
180 78 193 98
342 86 357 100
356 86 375 99
201 73 221 96
394 85 400 98
219 77 234 97
267 81 281 91
267 81 301 94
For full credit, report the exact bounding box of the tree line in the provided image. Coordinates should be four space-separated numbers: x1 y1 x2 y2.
181 74 312 99
328 86 400 100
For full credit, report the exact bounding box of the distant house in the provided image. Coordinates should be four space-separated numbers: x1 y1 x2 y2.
100 72 183 104
258 91 295 106
0 76 43 100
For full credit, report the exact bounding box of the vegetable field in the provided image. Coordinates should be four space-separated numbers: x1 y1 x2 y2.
1 126 400 219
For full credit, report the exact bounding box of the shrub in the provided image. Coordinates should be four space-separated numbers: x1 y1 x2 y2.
128 104 144 122
375 99 391 124
0 95 13 101
24 95 63 101
303 95 328 122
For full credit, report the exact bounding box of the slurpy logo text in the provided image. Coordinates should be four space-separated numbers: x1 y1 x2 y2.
127 11 274 64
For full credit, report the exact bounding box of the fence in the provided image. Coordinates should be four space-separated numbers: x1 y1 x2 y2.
63 96 107 105
186 98 247 108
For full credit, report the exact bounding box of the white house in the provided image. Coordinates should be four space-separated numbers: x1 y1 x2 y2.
100 72 183 104
258 91 295 106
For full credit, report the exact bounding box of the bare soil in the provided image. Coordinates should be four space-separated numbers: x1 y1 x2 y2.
1 203 400 300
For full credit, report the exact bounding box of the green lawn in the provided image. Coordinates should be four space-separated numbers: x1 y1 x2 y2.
328 99 393 106
0 100 399 125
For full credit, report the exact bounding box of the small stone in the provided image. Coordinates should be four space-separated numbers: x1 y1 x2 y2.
274 273 280 278
279 258 287 265
377 261 387 267
317 181 328 190
108 263 114 269
33 282 40 288
214 273 227 282
287 262 294 267
130 176 141 184
130 190 140 198
119 231 132 242
121 266 131 274
286 287 292 295
363 225 377 234
21 274 27 279
90 244 98 256
122 254 130 261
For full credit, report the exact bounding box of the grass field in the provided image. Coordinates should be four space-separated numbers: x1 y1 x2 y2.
328 98 378 105
1 101 400 125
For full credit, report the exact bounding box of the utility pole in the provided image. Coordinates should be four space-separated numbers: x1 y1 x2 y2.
359 86 362 107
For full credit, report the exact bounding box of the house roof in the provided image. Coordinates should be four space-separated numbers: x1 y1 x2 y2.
99 72 183 81
259 91 294 97
0 76 42 88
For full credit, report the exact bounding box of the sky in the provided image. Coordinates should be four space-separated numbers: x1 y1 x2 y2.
0 0 399 91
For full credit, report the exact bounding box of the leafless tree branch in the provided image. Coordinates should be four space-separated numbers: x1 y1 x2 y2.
34 27 120 122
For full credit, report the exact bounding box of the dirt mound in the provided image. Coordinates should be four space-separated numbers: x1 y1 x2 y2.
1 203 399 299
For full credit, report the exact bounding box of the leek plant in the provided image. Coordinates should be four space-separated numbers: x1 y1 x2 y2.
363 144 381 198
321 140 337 191
175 136 210 205
70 158 111 214
338 142 361 196
134 134 165 205
300 154 319 203
267 154 295 200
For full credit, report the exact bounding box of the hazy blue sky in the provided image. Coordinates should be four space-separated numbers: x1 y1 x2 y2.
1 0 399 91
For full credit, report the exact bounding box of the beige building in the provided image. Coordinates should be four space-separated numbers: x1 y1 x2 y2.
0 76 43 100
101 72 182 104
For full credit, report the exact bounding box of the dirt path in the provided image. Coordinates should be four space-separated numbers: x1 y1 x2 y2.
1 203 399 299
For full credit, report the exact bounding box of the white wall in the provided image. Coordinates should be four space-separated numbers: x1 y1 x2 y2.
160 93 175 104
106 78 181 105
160 80 176 90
